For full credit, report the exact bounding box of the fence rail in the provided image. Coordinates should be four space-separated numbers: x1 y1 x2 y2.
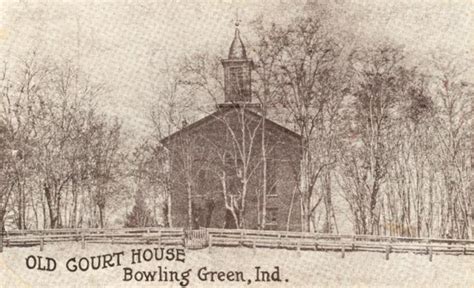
2 227 473 261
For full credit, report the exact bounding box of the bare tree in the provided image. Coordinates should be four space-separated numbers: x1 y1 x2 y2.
207 105 263 229
381 65 433 237
147 58 198 228
429 55 472 239
0 49 124 230
340 46 408 234
267 17 347 232
0 121 14 252
88 119 122 228
250 17 285 229
0 53 51 229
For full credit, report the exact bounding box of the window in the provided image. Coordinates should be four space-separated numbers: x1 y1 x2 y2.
266 159 277 197
228 66 250 101
266 208 278 224
198 169 206 179
229 67 244 94
224 153 242 195
194 159 209 197
197 169 206 195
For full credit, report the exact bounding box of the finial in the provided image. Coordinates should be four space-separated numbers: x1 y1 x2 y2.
228 8 246 59
234 8 241 27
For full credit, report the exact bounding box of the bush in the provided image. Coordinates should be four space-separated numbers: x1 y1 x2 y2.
124 194 155 228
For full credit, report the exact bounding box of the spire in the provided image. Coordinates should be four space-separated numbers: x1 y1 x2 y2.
228 19 247 59
221 16 253 104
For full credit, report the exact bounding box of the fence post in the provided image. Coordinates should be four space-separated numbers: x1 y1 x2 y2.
0 220 4 253
313 234 318 251
182 231 186 248
205 228 209 246
145 228 151 245
81 232 85 249
40 234 44 252
385 245 391 261
208 234 213 253
429 245 433 262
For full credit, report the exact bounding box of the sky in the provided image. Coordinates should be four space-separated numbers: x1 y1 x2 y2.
0 0 472 142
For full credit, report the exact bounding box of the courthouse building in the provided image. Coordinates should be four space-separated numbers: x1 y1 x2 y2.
161 25 302 231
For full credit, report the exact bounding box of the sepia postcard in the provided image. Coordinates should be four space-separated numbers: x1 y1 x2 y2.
0 0 472 287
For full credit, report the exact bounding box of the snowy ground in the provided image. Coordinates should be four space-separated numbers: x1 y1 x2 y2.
0 243 473 288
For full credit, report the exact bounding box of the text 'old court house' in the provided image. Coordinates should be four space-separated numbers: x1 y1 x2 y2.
161 24 302 231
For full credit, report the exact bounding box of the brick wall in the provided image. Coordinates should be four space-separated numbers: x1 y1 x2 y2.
167 109 301 231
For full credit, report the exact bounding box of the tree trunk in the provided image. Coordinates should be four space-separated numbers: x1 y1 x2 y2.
286 187 297 231
16 182 25 230
299 137 311 232
98 205 104 228
41 192 47 229
323 171 333 233
470 97 473 239
167 190 172 227
54 190 62 228
43 184 56 228
187 182 192 229
261 111 267 230
17 192 22 230
30 192 39 230
0 209 4 253
369 155 382 234
71 185 78 228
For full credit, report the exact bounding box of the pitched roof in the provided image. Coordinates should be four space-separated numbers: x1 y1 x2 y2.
160 106 301 146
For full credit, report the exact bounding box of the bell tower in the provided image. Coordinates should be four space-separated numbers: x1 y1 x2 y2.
221 22 253 103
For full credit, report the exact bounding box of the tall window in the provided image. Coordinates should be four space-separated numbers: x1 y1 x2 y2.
229 67 245 98
225 153 242 195
266 208 278 230
267 159 277 196
194 159 208 197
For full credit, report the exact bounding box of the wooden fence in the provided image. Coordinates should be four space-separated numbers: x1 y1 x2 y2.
1 227 185 251
2 227 474 261
206 229 474 260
